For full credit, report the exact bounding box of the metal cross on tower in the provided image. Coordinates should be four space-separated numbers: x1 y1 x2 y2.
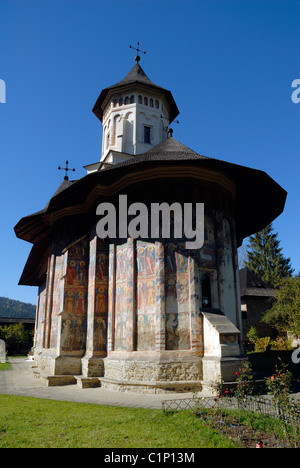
58 160 76 181
129 42 146 62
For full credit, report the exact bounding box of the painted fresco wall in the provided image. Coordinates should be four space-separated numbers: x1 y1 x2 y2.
136 241 157 350
33 208 239 365
165 242 191 350
49 250 67 350
61 239 88 353
94 239 109 351
34 281 46 352
114 240 134 351
85 235 109 368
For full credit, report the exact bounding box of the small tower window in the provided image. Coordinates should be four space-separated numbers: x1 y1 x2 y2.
113 99 117 108
144 126 151 144
119 97 123 106
130 95 134 103
124 96 129 105
150 98 153 107
106 133 110 149
144 97 148 106
138 95 142 104
155 99 159 108
201 274 211 308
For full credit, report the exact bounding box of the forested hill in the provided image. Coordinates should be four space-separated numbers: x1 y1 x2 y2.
0 297 36 319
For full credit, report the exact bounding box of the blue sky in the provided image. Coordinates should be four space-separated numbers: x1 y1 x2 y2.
0 0 299 305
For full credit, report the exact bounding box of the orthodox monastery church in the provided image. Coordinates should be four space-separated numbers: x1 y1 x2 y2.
15 54 286 393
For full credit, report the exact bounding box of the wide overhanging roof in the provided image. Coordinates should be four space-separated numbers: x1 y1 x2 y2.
15 137 287 254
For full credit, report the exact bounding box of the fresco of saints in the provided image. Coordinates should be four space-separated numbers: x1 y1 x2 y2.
96 254 107 280
96 287 106 315
78 261 87 285
145 245 155 275
146 281 155 309
67 260 77 285
65 290 75 315
137 282 144 311
76 291 85 316
61 319 72 350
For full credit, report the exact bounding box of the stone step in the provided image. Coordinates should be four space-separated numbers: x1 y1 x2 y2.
35 372 77 387
75 376 101 389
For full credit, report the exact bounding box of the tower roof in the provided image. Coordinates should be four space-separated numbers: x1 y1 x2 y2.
92 62 179 123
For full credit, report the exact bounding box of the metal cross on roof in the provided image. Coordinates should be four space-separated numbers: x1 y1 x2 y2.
58 160 76 181
129 42 146 62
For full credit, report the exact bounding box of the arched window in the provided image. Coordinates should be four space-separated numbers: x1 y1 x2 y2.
138 95 142 104
130 95 134 103
119 97 123 106
144 96 148 106
201 274 211 308
150 98 153 107
155 99 159 109
144 125 151 144
124 96 129 105
113 99 118 108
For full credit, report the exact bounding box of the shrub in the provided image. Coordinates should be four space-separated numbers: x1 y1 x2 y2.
271 336 293 351
254 336 271 352
0 324 33 355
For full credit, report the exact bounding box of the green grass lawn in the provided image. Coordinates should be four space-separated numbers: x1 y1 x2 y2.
0 395 239 448
0 362 12 371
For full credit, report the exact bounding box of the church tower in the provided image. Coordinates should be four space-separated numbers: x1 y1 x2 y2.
85 56 179 172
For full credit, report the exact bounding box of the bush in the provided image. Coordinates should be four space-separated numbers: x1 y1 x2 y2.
254 336 271 352
246 326 293 353
271 336 293 351
0 324 33 355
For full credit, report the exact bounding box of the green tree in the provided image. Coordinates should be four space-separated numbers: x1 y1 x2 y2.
244 223 293 287
0 323 33 355
263 276 300 337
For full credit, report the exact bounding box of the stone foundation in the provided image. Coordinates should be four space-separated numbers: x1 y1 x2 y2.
100 356 203 393
81 356 105 377
201 355 244 395
35 355 82 376
100 378 202 394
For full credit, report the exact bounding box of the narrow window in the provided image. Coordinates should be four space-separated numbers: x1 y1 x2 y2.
155 99 159 108
144 96 148 106
138 95 142 104
150 98 153 107
106 133 110 149
119 97 123 106
130 95 134 103
201 274 211 308
144 126 151 144
125 96 129 105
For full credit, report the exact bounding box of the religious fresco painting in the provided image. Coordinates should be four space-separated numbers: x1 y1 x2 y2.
62 239 88 352
165 242 191 350
94 240 109 352
114 241 134 351
136 241 157 351
49 251 67 349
